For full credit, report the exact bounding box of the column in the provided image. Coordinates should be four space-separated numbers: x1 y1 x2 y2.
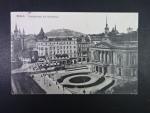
103 51 106 64
97 51 99 61
111 51 113 64
113 52 115 65
102 67 104 74
101 51 103 63
105 51 107 64
99 51 101 62
107 51 110 64
91 50 94 61
109 51 111 64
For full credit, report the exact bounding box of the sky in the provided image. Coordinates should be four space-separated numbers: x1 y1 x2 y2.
11 12 138 34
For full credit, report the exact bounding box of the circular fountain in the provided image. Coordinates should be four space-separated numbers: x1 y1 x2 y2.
69 76 91 83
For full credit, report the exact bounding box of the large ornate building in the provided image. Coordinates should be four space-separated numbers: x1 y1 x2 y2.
89 18 138 79
36 28 78 65
89 40 138 78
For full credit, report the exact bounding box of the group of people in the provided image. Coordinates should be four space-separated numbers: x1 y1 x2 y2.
37 72 66 92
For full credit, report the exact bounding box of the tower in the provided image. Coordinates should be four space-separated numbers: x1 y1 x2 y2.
23 28 25 36
14 24 19 37
115 25 117 31
37 27 47 40
21 28 25 50
14 24 18 33
104 16 109 36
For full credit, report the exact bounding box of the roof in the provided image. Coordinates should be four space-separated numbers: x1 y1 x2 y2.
37 37 76 42
77 35 91 43
93 41 138 50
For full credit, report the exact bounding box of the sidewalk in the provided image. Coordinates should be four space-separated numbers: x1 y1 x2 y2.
32 73 71 94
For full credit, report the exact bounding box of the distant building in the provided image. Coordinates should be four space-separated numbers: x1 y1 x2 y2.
18 50 31 63
11 24 25 61
77 35 91 63
90 17 119 45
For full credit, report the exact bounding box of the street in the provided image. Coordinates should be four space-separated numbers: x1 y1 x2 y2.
11 72 46 94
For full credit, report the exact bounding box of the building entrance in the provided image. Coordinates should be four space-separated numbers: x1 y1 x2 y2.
104 66 107 75
99 67 102 73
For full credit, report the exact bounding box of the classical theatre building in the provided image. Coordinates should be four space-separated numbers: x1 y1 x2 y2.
89 41 138 78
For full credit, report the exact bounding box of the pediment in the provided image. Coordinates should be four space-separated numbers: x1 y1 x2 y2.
95 42 114 49
96 44 110 48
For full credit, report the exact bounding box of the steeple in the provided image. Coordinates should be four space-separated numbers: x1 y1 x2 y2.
115 25 116 31
14 24 18 33
19 28 21 34
104 16 109 36
39 27 44 35
23 28 25 36
37 27 47 40
106 16 108 28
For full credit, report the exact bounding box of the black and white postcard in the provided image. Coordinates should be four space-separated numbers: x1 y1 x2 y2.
11 12 138 94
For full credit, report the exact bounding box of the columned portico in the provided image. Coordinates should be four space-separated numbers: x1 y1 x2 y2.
96 50 113 65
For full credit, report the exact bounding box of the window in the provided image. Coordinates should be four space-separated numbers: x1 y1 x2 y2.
83 58 86 61
78 58 81 62
131 55 135 65
118 68 121 76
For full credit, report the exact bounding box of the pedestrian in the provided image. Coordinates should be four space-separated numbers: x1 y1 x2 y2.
83 89 86 94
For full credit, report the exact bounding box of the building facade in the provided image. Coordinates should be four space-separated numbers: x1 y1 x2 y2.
36 28 78 65
77 35 91 63
89 40 138 78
